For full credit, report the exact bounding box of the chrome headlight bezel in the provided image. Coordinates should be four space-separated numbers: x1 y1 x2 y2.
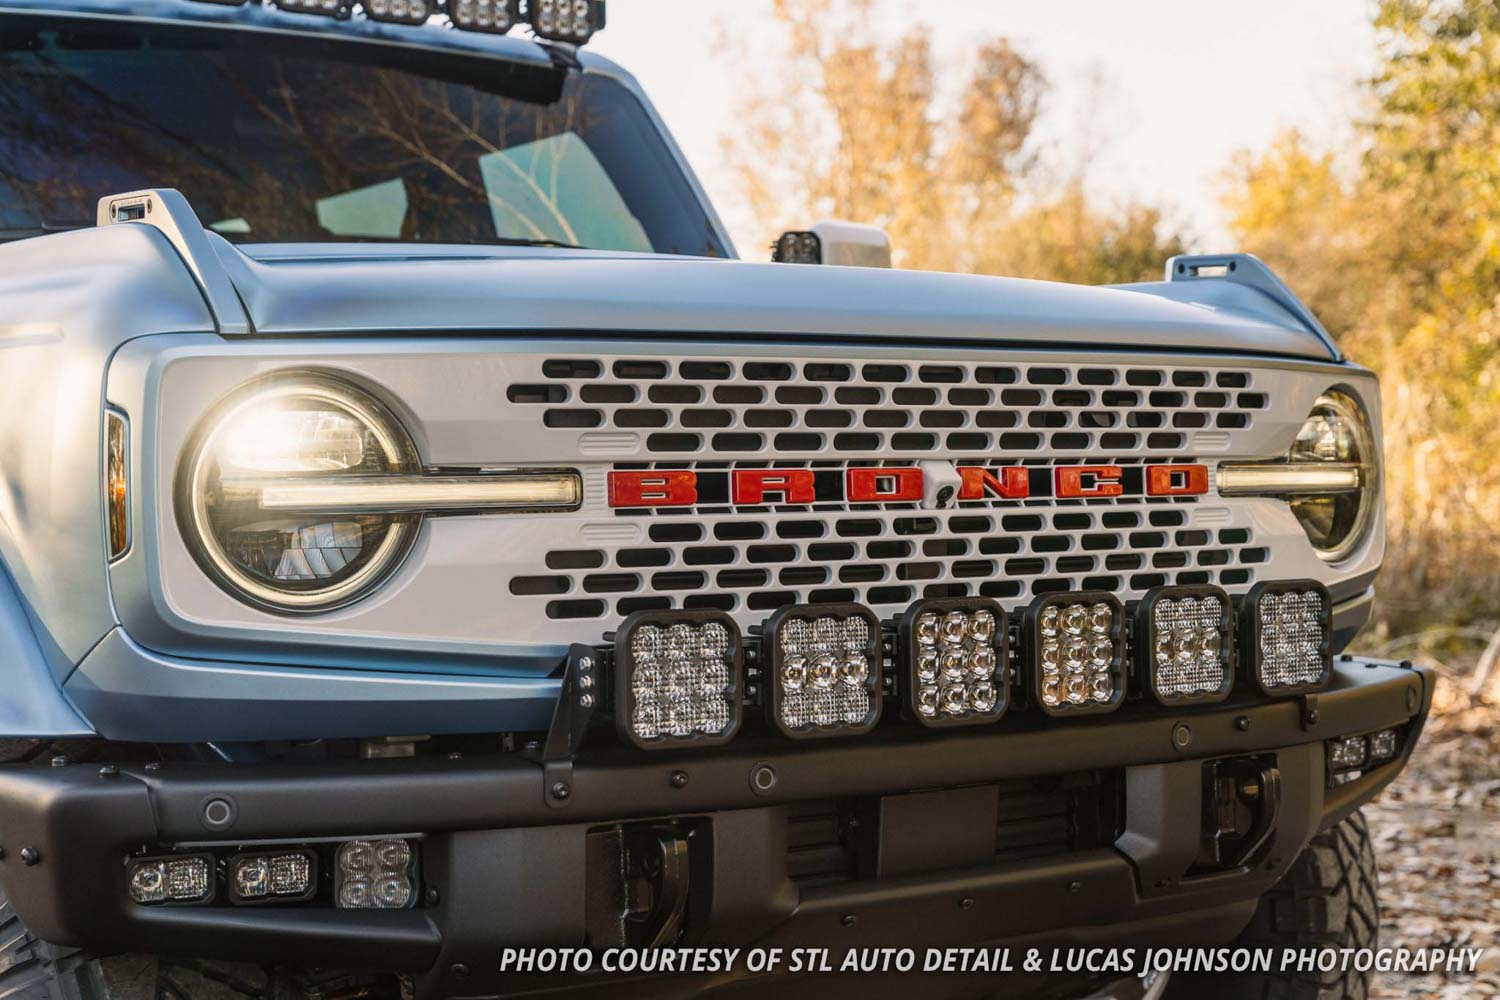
1219 387 1379 564
175 371 422 616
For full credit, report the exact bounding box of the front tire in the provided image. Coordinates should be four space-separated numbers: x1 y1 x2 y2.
1172 809 1380 1000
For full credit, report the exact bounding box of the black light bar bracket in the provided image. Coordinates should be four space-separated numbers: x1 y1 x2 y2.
538 643 605 809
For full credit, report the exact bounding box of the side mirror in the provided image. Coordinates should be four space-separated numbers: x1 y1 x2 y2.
772 220 892 268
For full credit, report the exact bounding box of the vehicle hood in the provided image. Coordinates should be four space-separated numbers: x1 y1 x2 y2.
211 240 1335 360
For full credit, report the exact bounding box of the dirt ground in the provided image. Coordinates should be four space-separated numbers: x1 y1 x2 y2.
1366 669 1500 999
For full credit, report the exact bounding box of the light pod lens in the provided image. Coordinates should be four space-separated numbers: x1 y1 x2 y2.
763 603 882 739
897 598 1008 727
177 372 421 614
336 839 416 909
1135 585 1234 705
527 0 601 42
448 0 518 31
1328 734 1368 771
1242 580 1332 696
1024 592 1125 717
1368 728 1400 761
772 230 822 264
128 855 213 905
362 0 433 22
614 610 743 749
273 0 351 14
229 850 317 903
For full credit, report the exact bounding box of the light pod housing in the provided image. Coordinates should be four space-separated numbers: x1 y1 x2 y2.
128 854 214 905
272 0 352 16
1024 592 1126 717
229 849 318 904
362 0 434 22
762 603 882 739
526 0 603 43
335 838 417 909
613 610 743 750
896 598 1008 727
1241 580 1332 696
1134 585 1234 706
447 0 518 32
772 230 822 264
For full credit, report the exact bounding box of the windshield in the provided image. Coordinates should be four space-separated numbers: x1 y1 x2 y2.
0 20 729 255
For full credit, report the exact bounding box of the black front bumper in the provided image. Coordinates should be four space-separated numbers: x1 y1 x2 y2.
0 658 1430 999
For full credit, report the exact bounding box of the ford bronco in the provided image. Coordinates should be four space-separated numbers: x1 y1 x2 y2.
0 2 1427 998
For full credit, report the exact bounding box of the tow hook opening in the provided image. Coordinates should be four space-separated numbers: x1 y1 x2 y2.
584 820 705 949
1195 755 1281 873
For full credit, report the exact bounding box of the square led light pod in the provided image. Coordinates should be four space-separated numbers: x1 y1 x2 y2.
363 0 434 23
447 0 519 32
1241 579 1332 697
128 853 215 906
1135 585 1234 706
762 603 882 739
527 0 604 43
1024 591 1126 717
228 849 318 905
897 598 1008 727
272 0 352 16
614 610 743 750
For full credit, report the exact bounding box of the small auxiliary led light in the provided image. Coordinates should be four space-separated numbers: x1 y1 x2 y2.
1368 728 1400 762
105 410 129 560
128 854 214 905
773 231 822 265
527 0 603 43
897 598 1008 727
762 603 882 739
336 839 416 909
362 0 433 22
1241 580 1332 696
1024 592 1125 717
229 849 317 904
1135 585 1234 706
448 0 517 32
1328 734 1368 772
273 0 352 16
614 610 742 750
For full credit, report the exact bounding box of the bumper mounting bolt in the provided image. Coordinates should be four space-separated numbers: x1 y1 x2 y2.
1234 716 1251 732
1067 881 1082 894
49 755 67 768
19 847 40 866
841 914 856 928
425 887 440 905
670 770 689 789
550 781 571 801
144 762 161 772
959 897 974 910
98 765 118 779
449 963 470 979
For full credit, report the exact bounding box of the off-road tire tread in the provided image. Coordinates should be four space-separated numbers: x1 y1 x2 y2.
0 889 105 1000
1221 809 1380 1000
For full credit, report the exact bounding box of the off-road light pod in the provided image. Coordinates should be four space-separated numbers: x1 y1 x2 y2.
1134 585 1234 706
896 598 1008 727
1240 580 1332 696
128 854 214 905
772 230 822 264
527 0 604 43
362 0 434 23
1024 592 1126 717
447 0 518 32
229 849 318 904
762 603 882 739
335 839 417 909
272 0 352 16
613 610 743 749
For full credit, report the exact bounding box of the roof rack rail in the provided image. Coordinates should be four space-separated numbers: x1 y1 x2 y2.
97 188 251 336
1165 253 1339 361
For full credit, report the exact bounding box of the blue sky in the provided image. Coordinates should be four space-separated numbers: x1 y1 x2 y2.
593 0 1377 260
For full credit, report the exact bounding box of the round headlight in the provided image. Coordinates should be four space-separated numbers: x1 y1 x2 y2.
177 372 420 614
1288 390 1376 561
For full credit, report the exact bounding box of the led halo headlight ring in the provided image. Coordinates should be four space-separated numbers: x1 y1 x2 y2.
762 603 883 740
896 597 1009 728
1023 591 1127 718
176 371 422 616
1134 585 1235 707
613 610 744 751
1240 579 1333 697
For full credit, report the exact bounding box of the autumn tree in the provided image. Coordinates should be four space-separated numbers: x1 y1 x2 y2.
1224 0 1500 634
722 0 1181 280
